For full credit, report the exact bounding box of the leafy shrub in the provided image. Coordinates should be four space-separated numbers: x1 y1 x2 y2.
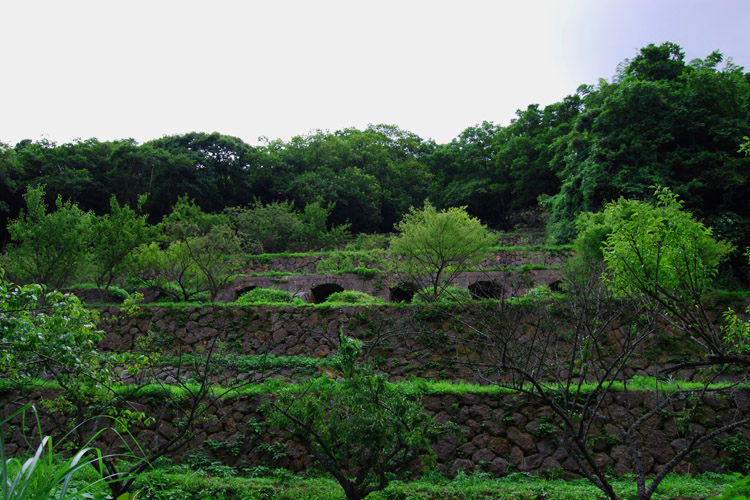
227 198 350 253
235 287 297 305
316 250 386 274
346 232 390 251
353 266 381 279
325 291 384 305
412 286 472 304
108 286 130 302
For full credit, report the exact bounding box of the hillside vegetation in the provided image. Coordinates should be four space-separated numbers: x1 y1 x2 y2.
2 42 750 500
1 42 749 282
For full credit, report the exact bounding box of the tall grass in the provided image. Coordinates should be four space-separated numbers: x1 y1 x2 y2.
1 405 132 500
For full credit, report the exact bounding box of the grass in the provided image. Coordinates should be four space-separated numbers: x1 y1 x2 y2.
6 374 745 407
130 465 732 500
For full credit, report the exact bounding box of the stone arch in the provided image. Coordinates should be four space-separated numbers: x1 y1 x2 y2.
468 280 504 300
389 282 419 303
310 283 344 304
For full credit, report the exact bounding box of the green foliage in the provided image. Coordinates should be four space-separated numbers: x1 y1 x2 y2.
0 269 106 384
721 251 750 355
325 291 384 305
0 405 121 500
160 196 231 242
708 473 750 500
545 43 750 253
133 199 245 301
3 185 92 289
226 199 303 253
572 208 621 264
227 198 350 253
412 286 472 304
346 233 391 251
390 202 496 301
89 195 150 291
264 335 446 500
235 287 298 305
603 187 733 304
715 433 750 473
317 250 386 274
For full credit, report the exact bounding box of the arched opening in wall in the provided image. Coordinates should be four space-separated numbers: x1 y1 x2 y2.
235 285 258 301
389 282 419 303
469 280 504 300
310 283 344 304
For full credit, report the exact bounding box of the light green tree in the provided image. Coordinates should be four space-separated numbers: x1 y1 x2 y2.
3 185 91 289
0 269 104 383
602 187 739 363
390 201 496 301
90 195 150 292
134 197 244 301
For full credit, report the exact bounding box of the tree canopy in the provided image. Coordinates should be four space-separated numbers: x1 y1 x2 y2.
1 42 748 280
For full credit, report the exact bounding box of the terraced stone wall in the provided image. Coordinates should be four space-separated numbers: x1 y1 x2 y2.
97 303 710 385
3 389 748 478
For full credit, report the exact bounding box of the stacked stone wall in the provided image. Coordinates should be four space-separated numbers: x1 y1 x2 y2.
3 389 748 477
95 304 696 384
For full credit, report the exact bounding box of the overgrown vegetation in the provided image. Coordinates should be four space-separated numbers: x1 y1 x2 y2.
1 40 750 500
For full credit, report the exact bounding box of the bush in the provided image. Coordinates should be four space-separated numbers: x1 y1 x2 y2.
316 250 386 274
412 286 472 304
235 287 297 305
346 233 391 251
325 291 384 305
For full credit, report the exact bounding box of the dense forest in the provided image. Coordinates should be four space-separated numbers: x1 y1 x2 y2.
1 42 749 278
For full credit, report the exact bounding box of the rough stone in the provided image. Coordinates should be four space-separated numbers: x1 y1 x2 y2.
311 344 331 358
472 448 496 464
489 437 511 456
451 459 475 476
509 446 524 467
422 395 443 412
472 433 491 449
518 453 544 472
272 328 288 343
648 431 673 464
536 439 556 457
469 404 491 421
490 457 509 475
482 420 504 436
433 439 457 462
507 427 536 455
540 456 562 471
459 442 477 458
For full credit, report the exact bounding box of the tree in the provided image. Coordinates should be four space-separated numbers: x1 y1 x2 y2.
0 269 104 384
265 335 445 500
133 198 244 301
602 187 739 365
89 195 151 292
389 202 496 301
544 43 750 248
3 185 91 289
456 267 750 500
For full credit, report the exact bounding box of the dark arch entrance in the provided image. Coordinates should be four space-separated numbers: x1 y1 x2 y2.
389 282 419 303
234 285 258 301
310 283 344 304
469 280 504 300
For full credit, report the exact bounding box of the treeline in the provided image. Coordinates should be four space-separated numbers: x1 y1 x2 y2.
1 42 749 266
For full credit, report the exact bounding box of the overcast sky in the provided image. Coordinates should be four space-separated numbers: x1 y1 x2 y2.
1 0 748 147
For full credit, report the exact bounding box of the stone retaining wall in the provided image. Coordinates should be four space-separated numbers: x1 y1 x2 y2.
3 389 748 478
96 302 706 385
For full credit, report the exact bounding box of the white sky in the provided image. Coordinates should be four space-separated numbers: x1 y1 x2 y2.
1 0 749 147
